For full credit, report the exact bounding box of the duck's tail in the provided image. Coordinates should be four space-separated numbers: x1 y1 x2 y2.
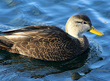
0 36 13 51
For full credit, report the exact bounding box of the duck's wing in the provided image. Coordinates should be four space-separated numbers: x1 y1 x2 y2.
1 25 70 42
1 25 64 35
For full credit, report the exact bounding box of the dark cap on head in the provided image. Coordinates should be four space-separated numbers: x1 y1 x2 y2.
73 14 91 23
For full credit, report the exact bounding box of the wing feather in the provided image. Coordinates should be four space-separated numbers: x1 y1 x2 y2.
2 25 69 42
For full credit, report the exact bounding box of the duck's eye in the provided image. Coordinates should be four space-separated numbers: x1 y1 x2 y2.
76 21 82 23
84 22 87 24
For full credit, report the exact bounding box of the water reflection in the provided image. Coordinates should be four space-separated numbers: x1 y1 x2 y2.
0 37 103 80
0 48 88 79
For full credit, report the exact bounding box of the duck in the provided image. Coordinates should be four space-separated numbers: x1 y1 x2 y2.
0 15 103 61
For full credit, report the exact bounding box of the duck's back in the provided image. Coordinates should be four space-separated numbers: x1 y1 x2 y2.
0 25 89 61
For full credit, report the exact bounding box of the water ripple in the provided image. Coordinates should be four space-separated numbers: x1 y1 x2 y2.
0 0 110 81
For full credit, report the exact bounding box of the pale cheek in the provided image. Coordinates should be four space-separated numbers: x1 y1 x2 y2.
82 24 90 31
76 24 82 30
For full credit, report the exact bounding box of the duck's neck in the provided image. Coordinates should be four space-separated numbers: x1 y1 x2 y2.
65 26 83 39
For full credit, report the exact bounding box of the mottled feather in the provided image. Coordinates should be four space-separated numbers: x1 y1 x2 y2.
0 25 89 61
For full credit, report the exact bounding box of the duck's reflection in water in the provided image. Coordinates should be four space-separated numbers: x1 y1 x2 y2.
0 49 88 78
0 41 102 80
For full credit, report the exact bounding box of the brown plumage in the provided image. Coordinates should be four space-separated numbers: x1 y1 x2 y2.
0 15 103 61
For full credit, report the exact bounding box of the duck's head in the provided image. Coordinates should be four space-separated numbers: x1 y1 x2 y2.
65 15 104 38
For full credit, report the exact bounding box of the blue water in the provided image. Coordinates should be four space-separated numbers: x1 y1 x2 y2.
0 0 110 81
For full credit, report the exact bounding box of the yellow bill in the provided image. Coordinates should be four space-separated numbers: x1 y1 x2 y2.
89 26 104 36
